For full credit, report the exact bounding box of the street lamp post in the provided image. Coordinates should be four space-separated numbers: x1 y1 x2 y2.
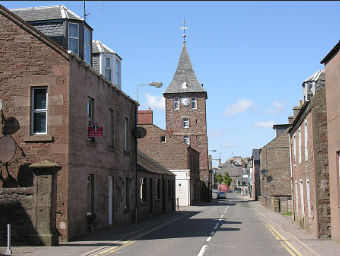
136 82 163 103
134 81 162 223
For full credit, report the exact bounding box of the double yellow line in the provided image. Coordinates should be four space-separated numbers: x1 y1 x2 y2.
94 240 135 255
266 224 302 256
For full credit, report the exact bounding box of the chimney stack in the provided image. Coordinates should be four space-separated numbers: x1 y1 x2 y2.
137 108 153 124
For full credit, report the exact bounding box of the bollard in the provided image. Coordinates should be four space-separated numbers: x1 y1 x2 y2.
6 224 12 255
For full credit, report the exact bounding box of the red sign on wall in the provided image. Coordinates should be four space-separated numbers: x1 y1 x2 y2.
88 123 103 137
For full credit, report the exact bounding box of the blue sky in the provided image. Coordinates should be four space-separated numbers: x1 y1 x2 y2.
2 1 340 166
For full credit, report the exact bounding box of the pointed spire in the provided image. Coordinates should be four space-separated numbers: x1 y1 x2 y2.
164 40 206 94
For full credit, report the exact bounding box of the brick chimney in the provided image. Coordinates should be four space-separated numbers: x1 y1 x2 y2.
293 101 302 120
288 116 294 124
138 108 153 124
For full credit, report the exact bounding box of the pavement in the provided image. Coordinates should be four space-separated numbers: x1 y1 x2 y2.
1 194 340 256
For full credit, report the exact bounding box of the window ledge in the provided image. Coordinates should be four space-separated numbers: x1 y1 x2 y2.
24 135 53 142
108 146 115 152
86 139 96 147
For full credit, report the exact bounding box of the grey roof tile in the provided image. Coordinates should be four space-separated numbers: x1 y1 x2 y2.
137 149 175 176
10 5 83 22
165 42 205 94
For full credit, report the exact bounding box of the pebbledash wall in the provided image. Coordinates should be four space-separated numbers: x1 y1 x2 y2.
0 5 137 242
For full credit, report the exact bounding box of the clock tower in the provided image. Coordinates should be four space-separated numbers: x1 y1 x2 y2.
163 34 209 201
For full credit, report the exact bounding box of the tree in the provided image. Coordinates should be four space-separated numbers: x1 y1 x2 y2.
223 172 232 187
215 173 223 185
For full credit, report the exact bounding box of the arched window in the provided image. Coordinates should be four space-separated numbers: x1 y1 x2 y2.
174 97 179 110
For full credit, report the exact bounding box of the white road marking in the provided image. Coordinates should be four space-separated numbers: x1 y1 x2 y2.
197 245 208 256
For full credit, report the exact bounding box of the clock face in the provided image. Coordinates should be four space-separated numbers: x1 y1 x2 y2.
181 97 190 106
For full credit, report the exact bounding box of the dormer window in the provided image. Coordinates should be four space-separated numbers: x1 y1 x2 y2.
116 59 120 88
105 57 112 81
182 82 188 89
68 23 79 55
84 27 91 64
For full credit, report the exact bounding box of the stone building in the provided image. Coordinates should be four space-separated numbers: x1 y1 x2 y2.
137 109 201 207
163 35 210 201
0 4 137 242
250 149 261 200
288 70 330 239
260 124 291 197
137 149 175 221
321 41 340 244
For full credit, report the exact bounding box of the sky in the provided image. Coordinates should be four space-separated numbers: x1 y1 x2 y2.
2 1 340 167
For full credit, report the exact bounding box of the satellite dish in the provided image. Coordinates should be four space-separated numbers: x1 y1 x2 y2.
0 135 16 163
2 117 20 135
0 99 2 110
137 127 147 139
261 169 268 176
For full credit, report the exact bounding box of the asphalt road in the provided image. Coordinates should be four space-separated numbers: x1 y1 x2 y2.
90 194 300 256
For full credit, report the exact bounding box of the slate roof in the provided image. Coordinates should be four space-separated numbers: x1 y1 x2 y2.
302 69 325 84
92 40 122 60
164 42 206 94
137 149 175 176
10 5 83 22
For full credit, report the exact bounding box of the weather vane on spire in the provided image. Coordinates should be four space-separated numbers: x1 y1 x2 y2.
180 18 188 42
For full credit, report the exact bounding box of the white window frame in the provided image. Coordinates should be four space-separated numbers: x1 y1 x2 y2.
293 133 296 166
295 181 299 215
306 179 311 219
183 135 189 144
140 178 146 202
31 87 48 135
300 179 304 217
68 22 79 55
183 118 189 128
298 127 301 164
191 97 197 109
161 136 166 143
116 59 120 88
84 27 91 64
105 57 112 82
174 97 179 110
305 120 308 161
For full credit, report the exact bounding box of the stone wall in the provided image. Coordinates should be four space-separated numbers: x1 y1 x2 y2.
0 188 35 245
260 129 291 197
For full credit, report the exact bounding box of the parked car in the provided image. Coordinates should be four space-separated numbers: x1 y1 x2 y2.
227 189 233 193
217 191 226 199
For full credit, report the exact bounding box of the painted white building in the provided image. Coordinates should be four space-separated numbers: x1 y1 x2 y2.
92 40 122 89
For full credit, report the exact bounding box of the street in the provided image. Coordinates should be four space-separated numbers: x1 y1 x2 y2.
88 194 305 256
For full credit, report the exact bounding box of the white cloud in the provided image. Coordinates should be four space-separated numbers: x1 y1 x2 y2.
223 99 254 116
144 93 165 111
222 142 236 148
252 120 275 129
208 129 225 138
266 100 287 115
